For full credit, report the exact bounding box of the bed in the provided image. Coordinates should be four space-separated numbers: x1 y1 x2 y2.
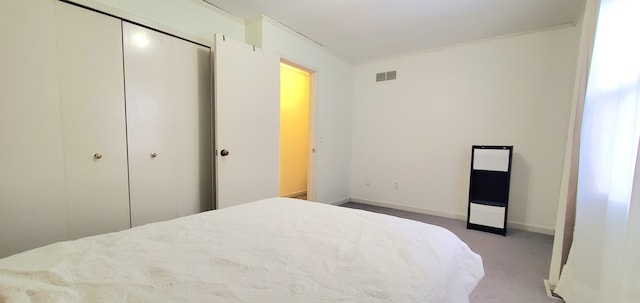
0 197 484 302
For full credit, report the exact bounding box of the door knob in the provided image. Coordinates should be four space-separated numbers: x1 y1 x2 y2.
220 150 229 156
150 152 158 158
93 153 103 159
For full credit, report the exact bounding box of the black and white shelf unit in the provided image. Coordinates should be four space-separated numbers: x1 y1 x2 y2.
466 145 513 236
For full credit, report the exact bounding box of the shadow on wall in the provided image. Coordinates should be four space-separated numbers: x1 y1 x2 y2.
508 153 531 223
198 48 214 212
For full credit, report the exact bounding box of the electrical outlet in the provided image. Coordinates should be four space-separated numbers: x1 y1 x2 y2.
365 180 370 186
394 181 399 190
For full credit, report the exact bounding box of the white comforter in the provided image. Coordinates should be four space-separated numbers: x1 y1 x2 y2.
0 198 484 302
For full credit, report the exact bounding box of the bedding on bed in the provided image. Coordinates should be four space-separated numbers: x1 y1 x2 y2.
0 197 484 303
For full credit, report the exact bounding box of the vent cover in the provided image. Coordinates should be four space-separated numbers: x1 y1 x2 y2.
386 71 396 80
376 70 397 82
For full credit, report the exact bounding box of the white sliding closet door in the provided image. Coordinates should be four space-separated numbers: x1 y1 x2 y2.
55 1 131 238
123 22 213 227
214 34 280 208
0 0 67 257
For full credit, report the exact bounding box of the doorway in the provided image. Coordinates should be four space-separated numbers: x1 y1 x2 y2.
279 62 312 200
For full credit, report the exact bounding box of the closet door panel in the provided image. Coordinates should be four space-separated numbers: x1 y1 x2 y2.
124 24 175 226
123 23 212 226
55 1 131 239
0 0 68 257
169 39 213 218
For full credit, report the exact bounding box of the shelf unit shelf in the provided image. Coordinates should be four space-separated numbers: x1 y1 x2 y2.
469 200 506 207
466 145 513 236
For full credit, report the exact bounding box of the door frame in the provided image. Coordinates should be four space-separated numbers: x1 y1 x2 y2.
280 59 317 201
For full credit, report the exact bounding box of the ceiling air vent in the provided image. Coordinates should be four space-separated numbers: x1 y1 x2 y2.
376 70 397 82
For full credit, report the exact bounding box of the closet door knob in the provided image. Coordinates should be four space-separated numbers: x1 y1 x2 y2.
150 152 158 158
220 150 229 156
93 153 103 159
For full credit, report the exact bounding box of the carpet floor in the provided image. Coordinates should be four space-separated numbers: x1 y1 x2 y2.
340 202 560 303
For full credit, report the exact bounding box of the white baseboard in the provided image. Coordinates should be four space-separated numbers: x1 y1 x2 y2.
350 197 466 220
310 197 351 205
330 198 351 205
349 197 555 235
508 222 554 235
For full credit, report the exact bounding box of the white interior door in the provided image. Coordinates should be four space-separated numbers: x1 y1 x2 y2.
124 22 213 227
56 1 131 239
214 34 280 208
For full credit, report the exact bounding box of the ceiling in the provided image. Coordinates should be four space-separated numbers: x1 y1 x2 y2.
203 0 585 63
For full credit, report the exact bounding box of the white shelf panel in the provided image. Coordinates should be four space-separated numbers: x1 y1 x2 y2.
473 149 510 172
469 203 506 229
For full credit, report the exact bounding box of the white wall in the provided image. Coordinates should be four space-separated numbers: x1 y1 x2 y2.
350 26 580 233
247 16 353 204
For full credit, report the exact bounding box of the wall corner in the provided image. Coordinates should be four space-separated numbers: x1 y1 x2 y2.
245 16 263 48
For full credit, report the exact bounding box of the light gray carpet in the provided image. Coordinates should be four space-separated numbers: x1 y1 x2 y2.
340 202 559 303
